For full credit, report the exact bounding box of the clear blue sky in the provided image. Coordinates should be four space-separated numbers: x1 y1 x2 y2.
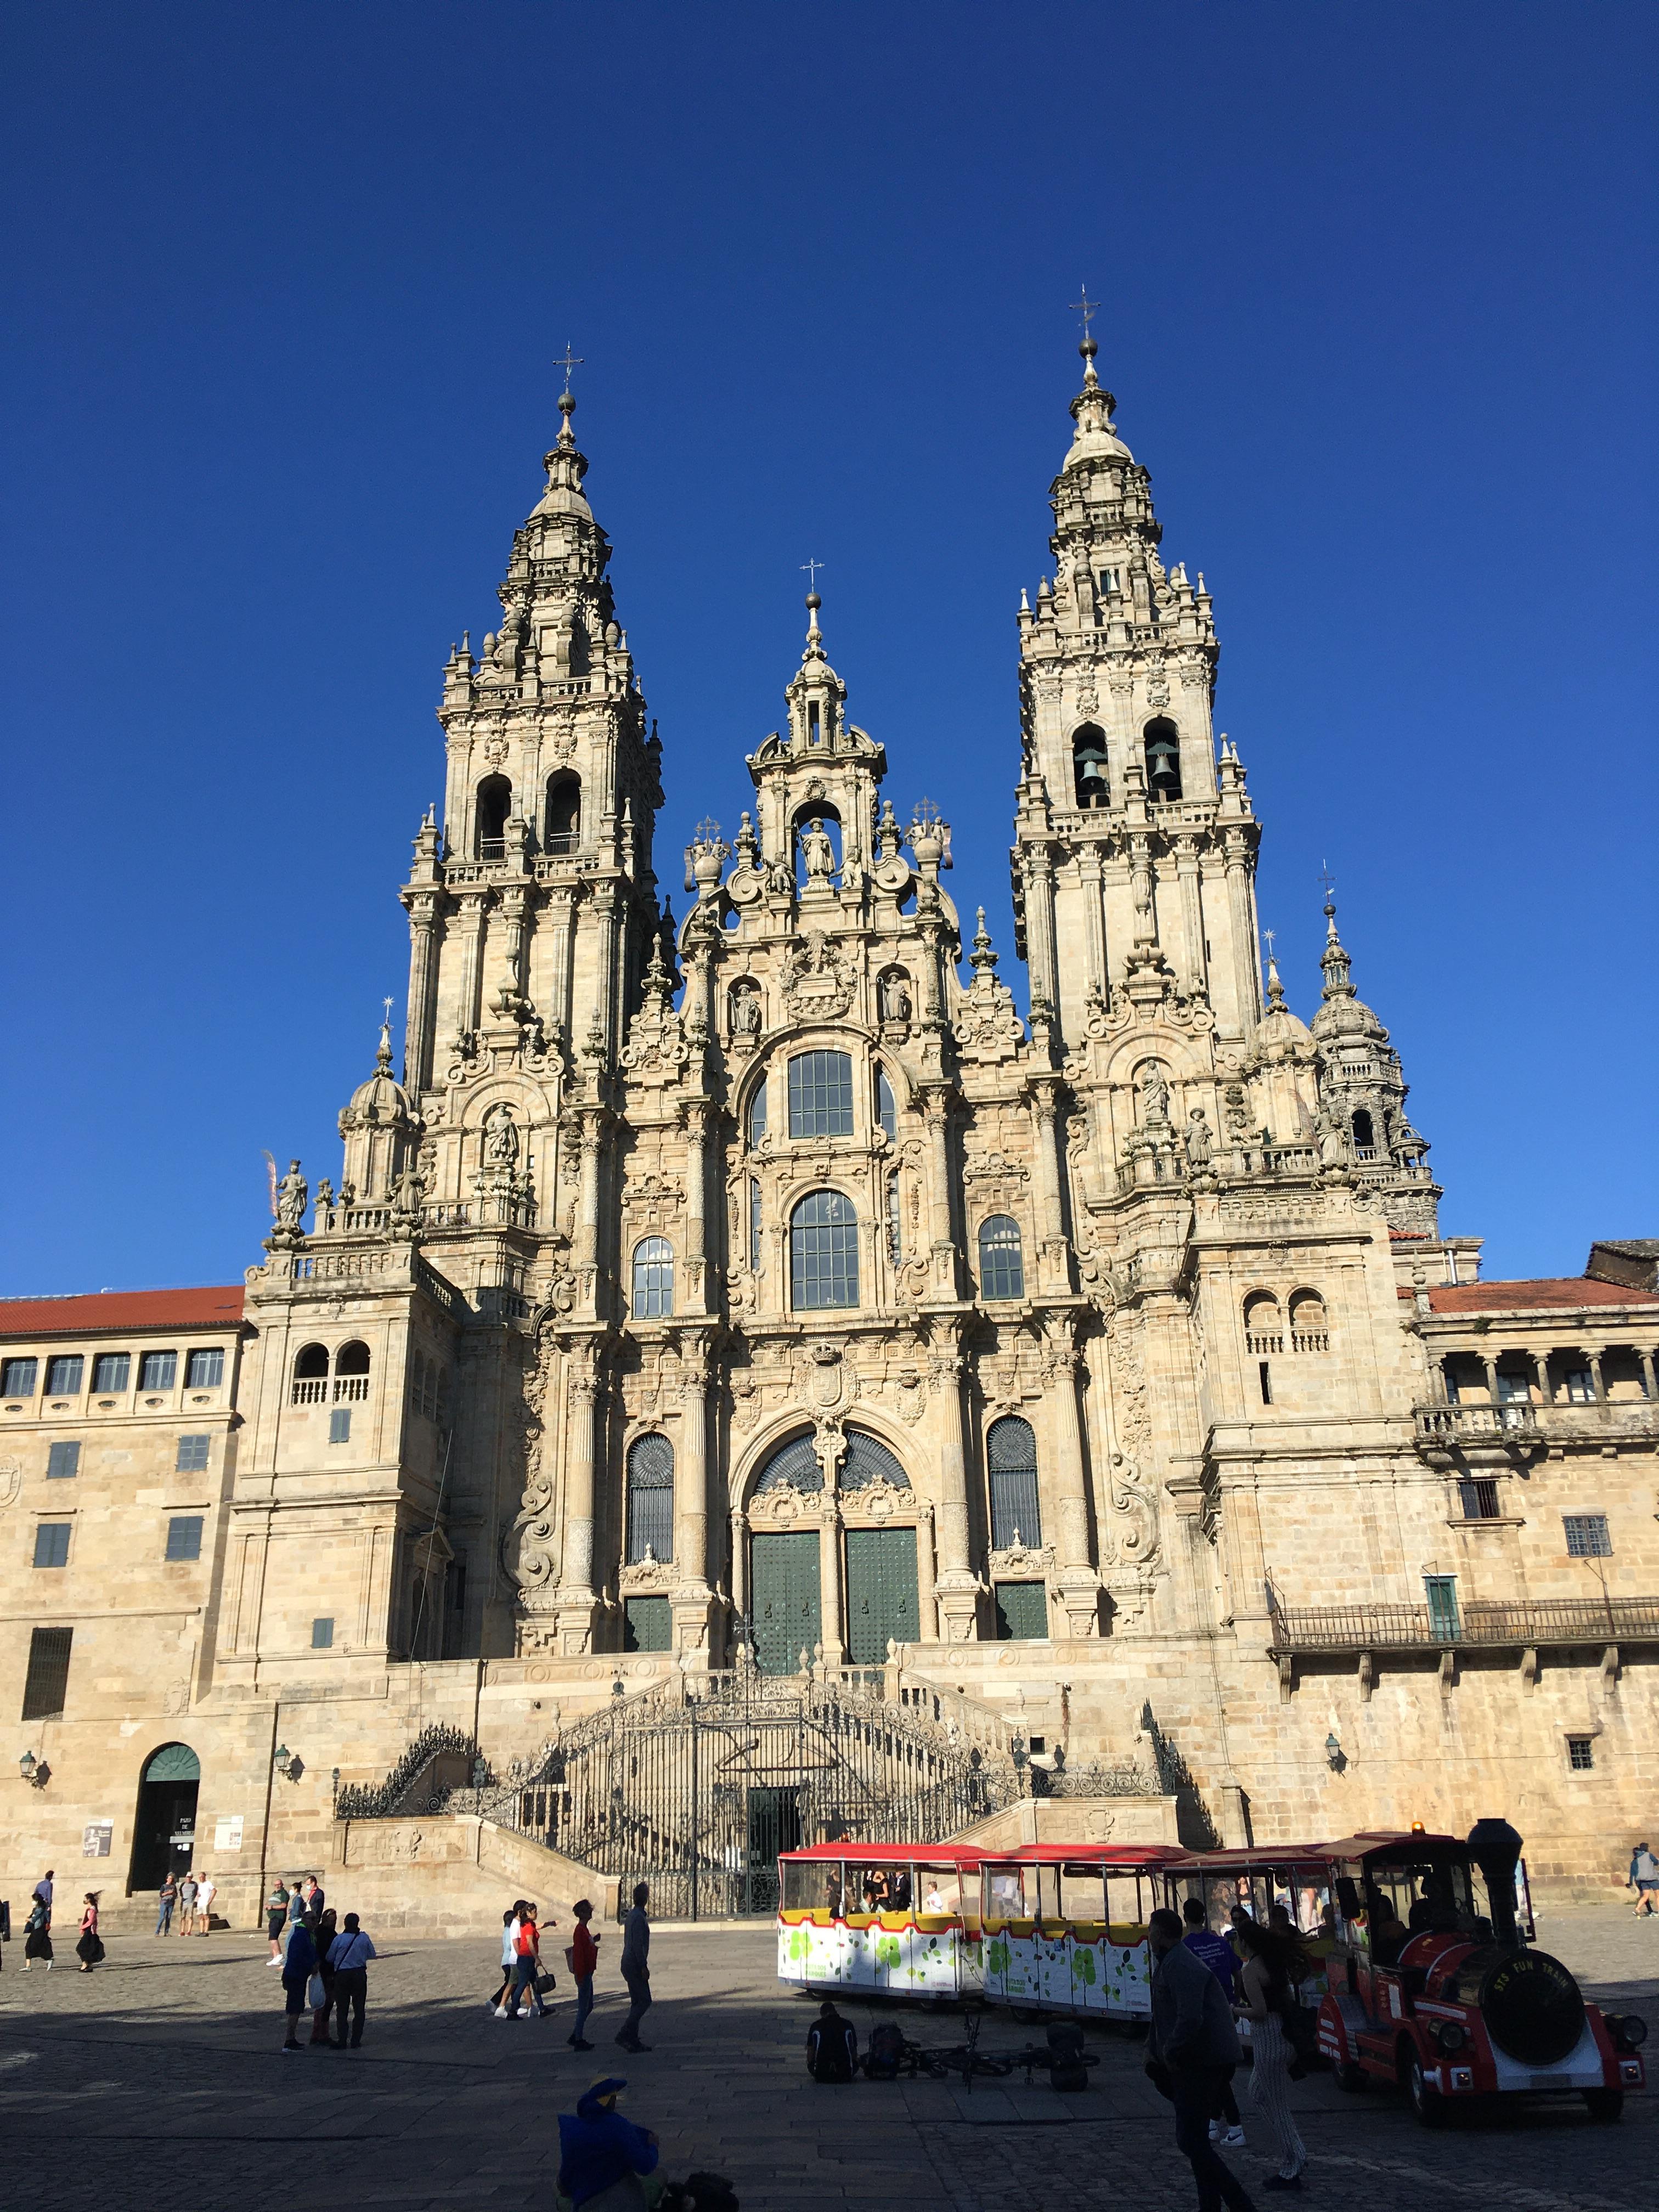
2 2 1654 1297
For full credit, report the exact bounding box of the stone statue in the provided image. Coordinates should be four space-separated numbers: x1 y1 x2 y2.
731 987 761 1037
483 1103 520 1167
878 970 912 1024
1138 1065 1170 1127
1184 1108 1212 1169
799 819 836 882
275 1159 308 1231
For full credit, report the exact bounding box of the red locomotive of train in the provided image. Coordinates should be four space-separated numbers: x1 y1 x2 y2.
1316 1820 1646 2124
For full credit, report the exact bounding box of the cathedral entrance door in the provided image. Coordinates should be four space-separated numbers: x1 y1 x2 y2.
844 1526 920 1664
128 1742 200 1894
751 1531 821 1675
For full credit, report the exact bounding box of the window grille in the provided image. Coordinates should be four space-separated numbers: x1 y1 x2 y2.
753 1432 823 1495
92 1352 129 1393
312 1617 335 1649
46 1441 81 1480
185 1347 224 1389
1458 1477 1499 1520
626 1433 675 1563
21 1626 72 1720
1567 1735 1594 1771
329 1408 352 1444
978 1215 1025 1301
33 1522 71 1570
139 1350 177 1392
166 1515 204 1562
790 1190 858 1310
876 1067 897 1141
787 1049 854 1139
176 1434 210 1473
632 1237 675 1319
2 1357 38 1398
988 1416 1041 1549
1564 1513 1611 1558
840 1430 910 1493
45 1355 84 1396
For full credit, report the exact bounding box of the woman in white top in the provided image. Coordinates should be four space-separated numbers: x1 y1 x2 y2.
195 1872 217 1934
489 1903 523 2014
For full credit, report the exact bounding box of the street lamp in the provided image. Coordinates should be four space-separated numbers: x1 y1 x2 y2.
1324 1732 1344 1771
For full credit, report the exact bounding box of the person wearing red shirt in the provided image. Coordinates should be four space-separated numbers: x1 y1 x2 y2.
568 1897 601 2051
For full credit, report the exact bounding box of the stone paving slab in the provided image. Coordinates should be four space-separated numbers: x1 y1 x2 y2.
0 1908 1650 2210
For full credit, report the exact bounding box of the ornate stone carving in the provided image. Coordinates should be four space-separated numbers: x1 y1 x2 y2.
781 929 856 1020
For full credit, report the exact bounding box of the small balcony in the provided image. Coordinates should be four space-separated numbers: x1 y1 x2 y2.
1415 1398 1659 1461
1269 1592 1659 1656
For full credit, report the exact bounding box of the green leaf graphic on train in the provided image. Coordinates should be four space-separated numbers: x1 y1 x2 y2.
1072 1948 1097 1986
986 1937 1010 1975
788 1927 811 1962
874 1936 902 1969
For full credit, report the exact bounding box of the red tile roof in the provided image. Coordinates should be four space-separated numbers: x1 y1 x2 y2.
0 1286 246 1339
1426 1277 1659 1316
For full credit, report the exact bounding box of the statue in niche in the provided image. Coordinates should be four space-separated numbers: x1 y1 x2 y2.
483 1103 520 1167
799 819 836 882
731 986 761 1039
275 1159 308 1232
1183 1108 1212 1169
1138 1065 1170 1128
878 970 912 1024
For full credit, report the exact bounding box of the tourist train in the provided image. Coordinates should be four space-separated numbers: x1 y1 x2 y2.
776 1820 1646 2123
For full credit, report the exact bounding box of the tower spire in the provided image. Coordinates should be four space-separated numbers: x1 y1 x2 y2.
1319 870 1355 1000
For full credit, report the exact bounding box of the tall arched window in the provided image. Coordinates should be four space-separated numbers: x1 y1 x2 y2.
544 772 580 855
475 775 512 859
291 1343 329 1406
875 1066 897 1142
791 1190 859 1310
1243 1292 1282 1350
978 1216 1025 1301
1144 719 1182 802
788 1049 854 1138
625 1433 674 1562
987 1415 1041 1549
1351 1108 1376 1154
1072 723 1109 809
631 1237 674 1318
334 1341 371 1403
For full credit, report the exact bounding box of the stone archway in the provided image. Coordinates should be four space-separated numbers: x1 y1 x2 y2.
128 1741 200 1894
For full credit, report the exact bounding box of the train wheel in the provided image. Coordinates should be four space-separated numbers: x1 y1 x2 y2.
1583 2090 1624 2123
1406 2050 1446 2129
1334 2059 1368 2094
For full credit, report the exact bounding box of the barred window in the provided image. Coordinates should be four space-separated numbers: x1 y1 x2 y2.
790 1190 859 1311
876 1066 898 1142
139 1349 177 1392
92 1352 130 1393
1567 1735 1594 1771
754 1431 824 1496
1564 1513 1611 1558
185 1347 224 1389
626 1433 675 1564
21 1626 72 1720
176 1434 211 1473
788 1049 854 1139
1458 1477 1499 1521
840 1429 910 1492
47 1441 81 1480
46 1354 84 1396
978 1216 1025 1301
988 1415 1041 1549
166 1515 204 1562
33 1522 71 1570
632 1237 675 1319
2 1357 38 1398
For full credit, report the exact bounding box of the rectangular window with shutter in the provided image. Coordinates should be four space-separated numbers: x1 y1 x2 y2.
166 1515 204 1561
33 1522 71 1570
47 1441 81 1479
176 1435 211 1472
21 1626 72 1719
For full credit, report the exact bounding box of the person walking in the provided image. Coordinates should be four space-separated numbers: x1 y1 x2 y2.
280 1915 318 2054
568 1897 601 2051
556 2076 659 2211
195 1871 217 1935
302 1875 325 1928
21 1888 53 1972
1234 1918 1307 2192
616 1884 653 2054
177 1872 198 1937
489 1904 523 2013
326 1912 377 2047
1147 1907 1257 2212
502 1901 550 2019
32 1869 54 1917
1629 1842 1659 1917
266 1877 291 1962
76 1893 105 1973
309 1910 339 2045
1181 1897 1246 2150
156 1872 179 1937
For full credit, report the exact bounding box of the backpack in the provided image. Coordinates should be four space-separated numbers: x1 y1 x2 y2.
865 2021 907 2080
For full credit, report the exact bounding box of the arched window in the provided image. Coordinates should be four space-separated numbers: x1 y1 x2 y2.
754 1431 823 1495
791 1190 859 1310
625 1433 674 1563
334 1340 371 1403
987 1415 1041 1550
291 1342 329 1406
747 1079 768 1149
1351 1108 1376 1155
544 773 580 855
875 1066 897 1142
1144 719 1182 803
841 1429 910 1492
1289 1290 1329 1352
788 1049 854 1139
978 1216 1025 1301
1243 1292 1282 1351
631 1237 674 1319
475 775 512 859
1072 723 1109 809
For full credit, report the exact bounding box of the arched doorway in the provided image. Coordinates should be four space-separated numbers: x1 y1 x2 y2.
128 1742 200 1893
744 1427 921 1672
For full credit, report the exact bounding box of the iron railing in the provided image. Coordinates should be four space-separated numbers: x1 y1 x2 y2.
1268 1594 1659 1654
334 1724 486 1819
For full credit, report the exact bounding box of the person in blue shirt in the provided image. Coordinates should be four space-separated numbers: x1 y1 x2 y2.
557 2076 659 2210
326 1914 377 2047
280 1918 317 2054
1181 1897 1246 2149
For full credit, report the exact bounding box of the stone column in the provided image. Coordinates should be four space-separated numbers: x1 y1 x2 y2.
1076 849 1107 1000
555 1344 602 1654
1043 1314 1102 1635
543 884 578 1050
682 1102 709 1312
818 1491 845 1666
1533 1350 1554 1402
1176 838 1207 997
1482 1356 1500 1406
1022 849 1060 1019
453 893 488 1048
1588 1352 1607 1403
1639 1349 1656 1402
1026 1079 1074 1296
672 1337 718 1661
590 882 619 1056
575 1112 606 1316
1222 830 1260 1029
919 1088 960 1301
929 1325 981 1643
403 896 439 1092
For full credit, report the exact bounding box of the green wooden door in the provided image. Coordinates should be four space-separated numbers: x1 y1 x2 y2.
751 1531 821 1675
845 1526 921 1663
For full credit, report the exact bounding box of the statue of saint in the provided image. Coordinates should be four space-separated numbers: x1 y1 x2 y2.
483 1103 520 1167
1138 1065 1170 1127
799 819 836 881
1184 1107 1213 1169
275 1159 308 1231
731 988 761 1037
878 970 912 1024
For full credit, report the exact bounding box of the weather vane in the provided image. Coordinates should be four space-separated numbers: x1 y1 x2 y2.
1319 860 1336 907
1070 286 1098 339
1262 927 1276 961
800 557 825 592
554 343 584 394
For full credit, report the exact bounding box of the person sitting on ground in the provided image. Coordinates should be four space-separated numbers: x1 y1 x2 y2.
556 2076 659 2211
805 1999 857 2083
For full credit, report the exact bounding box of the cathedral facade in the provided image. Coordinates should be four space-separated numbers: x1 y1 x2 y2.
3 350 1655 1921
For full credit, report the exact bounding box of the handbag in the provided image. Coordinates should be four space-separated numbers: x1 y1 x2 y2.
534 1970 557 1995
307 1971 326 2010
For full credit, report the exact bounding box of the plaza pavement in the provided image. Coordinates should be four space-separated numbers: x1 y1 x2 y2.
0 1905 1652 2211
